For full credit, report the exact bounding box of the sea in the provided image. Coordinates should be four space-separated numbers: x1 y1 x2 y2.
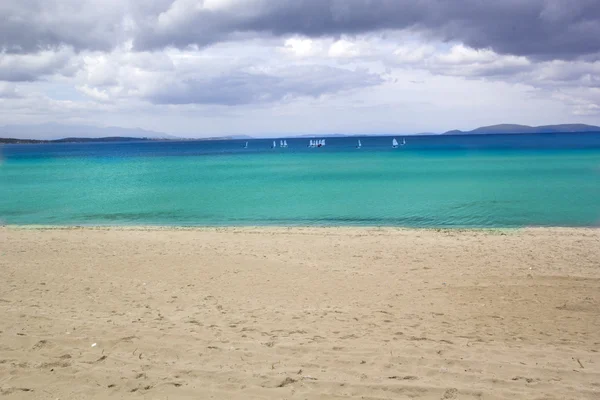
1 133 600 228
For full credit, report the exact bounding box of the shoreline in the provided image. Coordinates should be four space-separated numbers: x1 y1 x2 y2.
3 224 599 231
2 226 599 398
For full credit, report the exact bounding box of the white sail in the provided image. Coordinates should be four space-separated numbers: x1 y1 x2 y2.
244 141 248 148
272 140 276 148
280 140 284 147
357 139 361 148
309 140 313 147
402 138 406 145
322 139 326 146
283 140 288 147
392 138 399 147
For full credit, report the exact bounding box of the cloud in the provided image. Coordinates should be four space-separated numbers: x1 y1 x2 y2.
390 43 600 88
394 44 436 64
530 60 600 87
282 37 324 58
2 1 600 61
328 39 361 58
0 0 129 53
0 82 20 98
551 89 600 116
574 103 600 116
131 0 600 61
0 47 77 81
394 44 533 78
76 85 111 102
386 41 600 116
147 66 383 105
71 42 383 106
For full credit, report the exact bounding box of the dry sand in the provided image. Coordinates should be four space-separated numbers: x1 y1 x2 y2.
1 226 599 399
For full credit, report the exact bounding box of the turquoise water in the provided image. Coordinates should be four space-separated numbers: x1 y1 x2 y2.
1 134 600 227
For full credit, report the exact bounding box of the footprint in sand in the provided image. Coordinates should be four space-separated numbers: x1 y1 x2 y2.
442 388 458 399
31 340 51 351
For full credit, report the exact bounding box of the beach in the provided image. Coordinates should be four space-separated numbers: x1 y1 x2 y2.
1 226 599 399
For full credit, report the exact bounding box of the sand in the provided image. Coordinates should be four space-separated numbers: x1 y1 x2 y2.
1 226 599 399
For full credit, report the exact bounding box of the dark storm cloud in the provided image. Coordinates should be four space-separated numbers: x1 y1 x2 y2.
135 0 600 60
2 1 600 61
148 66 382 105
0 0 126 53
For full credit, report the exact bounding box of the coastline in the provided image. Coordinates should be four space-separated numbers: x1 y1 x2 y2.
3 224 600 231
1 226 599 398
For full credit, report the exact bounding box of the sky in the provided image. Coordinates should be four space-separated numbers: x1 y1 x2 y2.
1 0 600 138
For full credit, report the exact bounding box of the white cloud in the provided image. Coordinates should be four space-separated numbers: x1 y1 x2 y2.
573 103 600 116
394 44 436 64
329 39 360 58
552 88 600 116
156 0 202 30
435 45 499 64
202 0 242 11
0 82 20 98
76 85 111 102
283 37 324 57
393 44 531 77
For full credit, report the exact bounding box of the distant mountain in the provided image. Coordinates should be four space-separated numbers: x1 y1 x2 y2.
202 135 254 140
0 137 155 144
291 133 352 138
0 123 178 140
444 124 600 135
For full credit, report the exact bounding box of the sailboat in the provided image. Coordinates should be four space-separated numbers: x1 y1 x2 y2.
308 140 314 148
280 140 284 147
283 140 288 148
243 141 248 149
401 138 406 146
356 139 362 149
392 138 399 148
272 140 277 149
322 139 326 146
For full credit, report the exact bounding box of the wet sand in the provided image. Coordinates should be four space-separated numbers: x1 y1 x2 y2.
1 226 599 399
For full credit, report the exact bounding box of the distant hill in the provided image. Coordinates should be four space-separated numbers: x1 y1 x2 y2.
0 123 177 141
202 135 254 140
0 137 157 144
290 133 358 138
444 124 600 135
